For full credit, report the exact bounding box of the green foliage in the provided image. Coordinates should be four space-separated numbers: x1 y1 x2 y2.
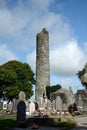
46 84 61 99
0 60 35 100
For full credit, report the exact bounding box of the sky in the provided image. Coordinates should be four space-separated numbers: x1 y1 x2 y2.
0 0 87 96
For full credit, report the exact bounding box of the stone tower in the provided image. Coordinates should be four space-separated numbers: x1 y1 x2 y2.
35 28 50 107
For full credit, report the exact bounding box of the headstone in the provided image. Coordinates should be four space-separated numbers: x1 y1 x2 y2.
55 96 62 110
0 101 3 110
52 100 56 110
7 101 13 113
12 98 17 111
78 94 83 107
19 91 26 102
26 100 30 116
50 88 75 111
3 101 7 110
17 101 26 122
29 102 35 116
75 89 87 111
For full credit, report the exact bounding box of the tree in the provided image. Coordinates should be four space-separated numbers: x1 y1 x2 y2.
0 60 35 100
77 63 87 89
46 84 62 99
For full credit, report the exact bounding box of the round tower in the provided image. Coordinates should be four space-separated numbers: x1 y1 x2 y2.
35 28 50 107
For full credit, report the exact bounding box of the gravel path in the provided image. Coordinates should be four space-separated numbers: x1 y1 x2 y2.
73 116 87 126
72 116 87 130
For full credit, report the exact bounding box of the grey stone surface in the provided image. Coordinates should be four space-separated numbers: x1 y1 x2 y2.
7 101 13 113
36 28 50 107
0 101 3 110
51 88 75 110
29 101 35 116
19 91 26 102
12 98 18 111
17 101 26 122
75 89 87 111
55 96 62 110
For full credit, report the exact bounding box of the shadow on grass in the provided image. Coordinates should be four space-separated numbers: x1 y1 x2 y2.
0 117 16 130
27 117 76 130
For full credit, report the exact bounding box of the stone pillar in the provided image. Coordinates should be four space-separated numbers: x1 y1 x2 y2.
35 28 50 107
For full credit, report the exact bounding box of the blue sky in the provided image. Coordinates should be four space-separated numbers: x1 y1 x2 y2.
0 0 87 95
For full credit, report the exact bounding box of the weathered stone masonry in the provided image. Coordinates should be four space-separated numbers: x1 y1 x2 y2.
35 28 50 106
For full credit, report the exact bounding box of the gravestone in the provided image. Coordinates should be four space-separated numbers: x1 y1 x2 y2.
12 98 18 111
75 89 87 111
29 102 35 116
78 94 83 107
52 100 56 110
55 96 62 110
0 101 3 110
35 102 38 110
19 91 26 102
17 101 26 123
50 88 75 111
26 100 30 116
7 101 13 113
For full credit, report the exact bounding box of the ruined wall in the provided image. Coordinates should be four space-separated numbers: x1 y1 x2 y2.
35 28 50 106
50 88 75 110
75 89 87 111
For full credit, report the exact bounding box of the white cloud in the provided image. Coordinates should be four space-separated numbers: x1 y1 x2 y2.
32 0 54 11
26 50 36 72
84 42 87 55
58 77 83 93
0 0 87 79
0 44 18 65
50 40 86 76
0 0 73 51
26 40 86 77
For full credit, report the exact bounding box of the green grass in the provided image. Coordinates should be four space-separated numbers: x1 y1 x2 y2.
52 120 76 130
0 117 16 130
0 116 76 130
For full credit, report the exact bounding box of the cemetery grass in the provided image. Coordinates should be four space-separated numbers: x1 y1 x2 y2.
52 120 76 129
0 117 76 130
0 116 16 130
